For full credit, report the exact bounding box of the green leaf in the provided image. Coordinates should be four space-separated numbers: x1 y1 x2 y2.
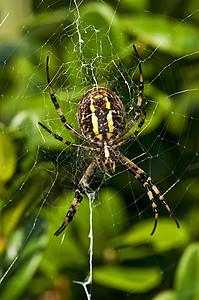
152 290 178 300
80 2 127 57
118 218 189 253
93 265 161 292
181 178 199 198
2 162 54 236
121 14 199 56
141 84 172 134
94 188 127 237
0 218 48 300
122 0 149 11
174 242 199 300
41 191 91 275
0 131 17 183
38 90 79 150
41 188 127 276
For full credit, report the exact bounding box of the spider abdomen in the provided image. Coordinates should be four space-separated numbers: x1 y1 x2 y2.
77 87 126 142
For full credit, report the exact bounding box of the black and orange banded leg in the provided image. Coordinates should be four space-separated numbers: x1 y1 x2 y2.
115 151 180 235
54 157 99 236
142 181 159 235
118 44 144 139
146 177 180 233
54 185 85 236
38 122 96 152
46 56 87 142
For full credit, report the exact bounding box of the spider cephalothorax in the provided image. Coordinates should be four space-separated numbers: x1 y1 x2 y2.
38 45 179 236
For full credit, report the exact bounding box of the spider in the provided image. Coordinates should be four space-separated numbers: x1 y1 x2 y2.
38 45 179 236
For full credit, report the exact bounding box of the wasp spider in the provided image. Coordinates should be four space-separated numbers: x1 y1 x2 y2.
38 45 179 236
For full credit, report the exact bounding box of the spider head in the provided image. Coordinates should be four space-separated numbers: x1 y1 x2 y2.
101 142 115 173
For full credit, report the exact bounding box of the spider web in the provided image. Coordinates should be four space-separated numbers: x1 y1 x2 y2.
0 1 199 300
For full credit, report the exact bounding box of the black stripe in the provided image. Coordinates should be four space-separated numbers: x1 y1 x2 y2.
54 101 59 109
144 183 150 192
153 206 159 214
137 175 145 184
127 168 136 177
55 134 63 141
141 172 148 180
61 115 66 122
139 119 145 126
75 191 83 202
67 215 73 223
161 198 167 206
66 123 73 130
139 82 144 89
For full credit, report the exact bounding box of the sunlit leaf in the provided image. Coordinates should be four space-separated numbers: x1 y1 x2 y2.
122 0 149 11
0 131 17 183
174 242 199 300
0 218 48 300
93 265 161 292
118 218 189 253
41 192 90 275
153 243 199 299
122 14 199 56
94 188 127 236
2 162 54 236
152 290 178 300
81 2 126 57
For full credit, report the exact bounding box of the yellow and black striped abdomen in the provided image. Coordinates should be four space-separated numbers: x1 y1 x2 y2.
77 87 126 141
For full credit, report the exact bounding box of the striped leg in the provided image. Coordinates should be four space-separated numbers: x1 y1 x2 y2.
115 151 179 235
147 178 179 232
54 157 99 236
46 57 87 142
38 122 96 152
118 101 148 148
118 45 144 139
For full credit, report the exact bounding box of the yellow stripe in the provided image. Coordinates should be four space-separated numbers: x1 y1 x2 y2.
106 98 111 109
106 98 114 132
107 110 114 132
90 99 99 135
104 142 109 158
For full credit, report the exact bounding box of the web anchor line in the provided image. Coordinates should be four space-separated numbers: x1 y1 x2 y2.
73 193 94 300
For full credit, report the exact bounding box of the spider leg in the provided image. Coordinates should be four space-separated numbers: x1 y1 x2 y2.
118 101 148 148
38 122 96 152
146 178 180 232
117 45 144 139
54 156 99 236
46 57 87 142
114 151 179 235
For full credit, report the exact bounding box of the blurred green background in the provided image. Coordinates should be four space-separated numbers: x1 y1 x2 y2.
0 0 199 299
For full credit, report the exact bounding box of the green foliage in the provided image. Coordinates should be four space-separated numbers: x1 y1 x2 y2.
0 0 198 299
118 218 189 253
41 188 164 293
0 218 48 300
93 265 161 293
122 14 199 56
153 243 199 300
0 131 17 183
